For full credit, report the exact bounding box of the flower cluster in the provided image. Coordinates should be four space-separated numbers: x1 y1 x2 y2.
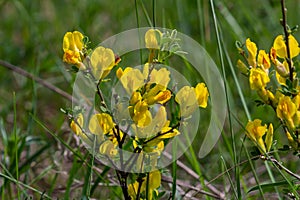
63 28 209 199
237 34 300 153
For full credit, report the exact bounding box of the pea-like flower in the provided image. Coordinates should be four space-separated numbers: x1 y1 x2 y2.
128 170 161 200
249 68 270 90
63 31 84 66
277 96 297 129
245 38 258 67
91 46 116 80
194 83 209 108
273 35 300 59
257 50 271 72
245 119 273 153
145 29 162 49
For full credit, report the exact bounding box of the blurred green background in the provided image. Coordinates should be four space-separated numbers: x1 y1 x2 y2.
1 0 300 199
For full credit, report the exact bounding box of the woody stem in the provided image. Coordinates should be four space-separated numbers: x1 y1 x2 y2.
280 0 293 82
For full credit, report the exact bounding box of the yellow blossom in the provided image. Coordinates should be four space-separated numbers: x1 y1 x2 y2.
194 83 209 108
257 50 271 71
143 84 171 105
70 113 84 135
91 46 115 80
175 86 198 117
145 121 180 147
245 119 267 153
89 113 114 135
133 106 167 139
277 96 297 129
119 68 145 94
249 68 270 90
273 35 300 59
148 67 171 87
145 29 162 49
116 67 132 79
70 113 88 142
63 31 84 65
128 170 161 200
265 123 273 152
130 100 152 127
246 38 257 67
99 140 118 157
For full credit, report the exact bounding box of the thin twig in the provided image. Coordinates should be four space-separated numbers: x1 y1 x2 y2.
263 156 300 181
0 59 73 102
280 0 293 81
161 175 224 199
163 151 225 199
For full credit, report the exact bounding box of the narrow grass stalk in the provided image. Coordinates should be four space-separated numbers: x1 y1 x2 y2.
0 165 51 199
134 0 143 65
243 141 265 199
140 0 153 27
220 156 238 199
13 92 20 200
209 0 240 198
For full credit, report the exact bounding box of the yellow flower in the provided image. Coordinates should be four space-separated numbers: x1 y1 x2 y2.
119 68 145 94
265 123 273 152
91 46 115 80
245 119 267 153
273 35 299 59
143 84 171 105
249 68 270 90
148 67 171 88
133 106 167 139
257 50 271 71
130 100 152 127
128 170 161 200
277 96 297 129
70 113 88 142
63 31 84 65
175 86 198 117
116 67 132 79
194 83 209 108
145 121 180 147
145 29 162 49
70 113 84 135
99 140 118 157
245 38 257 67
89 113 114 135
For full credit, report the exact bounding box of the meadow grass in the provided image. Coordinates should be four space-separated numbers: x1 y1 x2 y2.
0 0 300 199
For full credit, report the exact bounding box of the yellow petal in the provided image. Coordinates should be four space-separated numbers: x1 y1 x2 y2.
89 113 114 135
149 170 161 189
70 113 84 135
175 86 198 117
246 38 257 67
265 124 273 152
91 46 115 80
72 31 84 51
257 50 271 70
273 35 286 58
145 29 162 49
273 35 299 58
194 83 209 108
288 35 299 58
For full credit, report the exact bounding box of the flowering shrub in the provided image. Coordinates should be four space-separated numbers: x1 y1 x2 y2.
237 30 300 155
63 28 209 199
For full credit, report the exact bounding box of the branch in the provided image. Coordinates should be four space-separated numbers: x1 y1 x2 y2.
0 59 73 102
280 0 293 81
